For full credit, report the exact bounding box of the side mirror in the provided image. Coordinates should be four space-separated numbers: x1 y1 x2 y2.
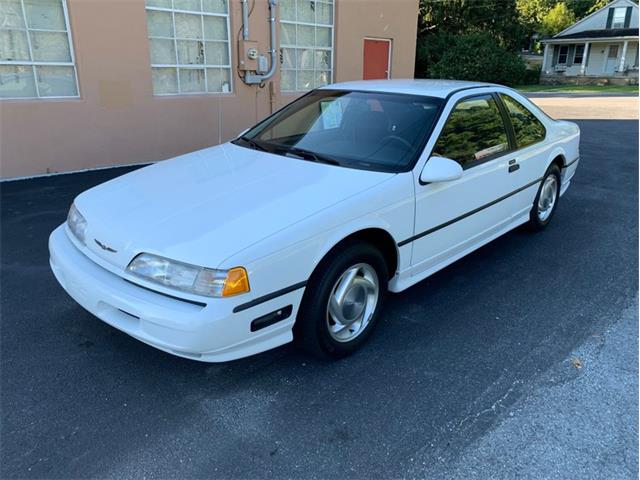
420 156 463 184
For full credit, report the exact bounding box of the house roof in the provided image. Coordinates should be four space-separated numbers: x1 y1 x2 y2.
554 0 638 38
552 27 639 40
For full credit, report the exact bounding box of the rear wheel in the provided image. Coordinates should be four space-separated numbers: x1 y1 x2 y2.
294 242 388 359
528 164 561 231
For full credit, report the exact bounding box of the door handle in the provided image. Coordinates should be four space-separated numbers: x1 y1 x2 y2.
508 159 520 173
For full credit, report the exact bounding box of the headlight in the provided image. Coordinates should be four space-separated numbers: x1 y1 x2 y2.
127 253 250 298
67 203 87 244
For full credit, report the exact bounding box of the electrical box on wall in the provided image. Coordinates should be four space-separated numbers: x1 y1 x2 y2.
239 40 259 71
256 55 269 74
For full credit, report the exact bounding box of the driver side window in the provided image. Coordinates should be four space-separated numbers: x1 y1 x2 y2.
432 95 510 170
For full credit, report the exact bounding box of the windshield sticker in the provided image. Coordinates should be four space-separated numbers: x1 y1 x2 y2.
320 100 343 129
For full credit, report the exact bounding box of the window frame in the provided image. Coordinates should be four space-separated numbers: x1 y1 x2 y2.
0 0 80 100
573 44 585 65
429 92 516 171
612 7 626 28
557 45 569 65
279 0 335 93
144 0 233 96
497 92 547 151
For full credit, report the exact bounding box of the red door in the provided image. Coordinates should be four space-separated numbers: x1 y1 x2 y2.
363 39 391 80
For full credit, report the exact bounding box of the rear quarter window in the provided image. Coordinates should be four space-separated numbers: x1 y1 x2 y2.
500 94 546 149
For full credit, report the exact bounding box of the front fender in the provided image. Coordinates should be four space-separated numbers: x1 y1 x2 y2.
221 173 414 302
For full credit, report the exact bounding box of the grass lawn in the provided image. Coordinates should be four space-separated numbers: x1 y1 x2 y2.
517 84 639 94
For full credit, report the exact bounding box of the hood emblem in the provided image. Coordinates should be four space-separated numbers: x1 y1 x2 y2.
94 239 117 253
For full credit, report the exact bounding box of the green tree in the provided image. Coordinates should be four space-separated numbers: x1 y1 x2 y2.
417 0 524 49
415 0 525 78
540 2 576 36
516 0 551 30
429 32 527 86
586 0 612 14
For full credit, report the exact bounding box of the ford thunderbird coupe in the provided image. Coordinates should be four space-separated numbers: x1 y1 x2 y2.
49 80 580 362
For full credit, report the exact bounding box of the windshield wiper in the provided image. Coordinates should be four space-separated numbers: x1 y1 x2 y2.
285 147 340 166
236 136 267 152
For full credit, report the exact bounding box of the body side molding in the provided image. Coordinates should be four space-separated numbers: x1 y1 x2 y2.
398 177 543 247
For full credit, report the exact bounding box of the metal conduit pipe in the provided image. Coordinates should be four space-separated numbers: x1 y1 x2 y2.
244 0 278 85
241 0 250 40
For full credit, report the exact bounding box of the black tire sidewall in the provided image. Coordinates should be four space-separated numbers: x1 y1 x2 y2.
529 164 561 230
295 242 388 359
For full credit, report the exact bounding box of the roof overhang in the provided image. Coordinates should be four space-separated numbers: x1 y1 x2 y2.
542 36 639 44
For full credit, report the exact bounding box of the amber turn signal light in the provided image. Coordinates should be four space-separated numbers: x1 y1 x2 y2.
222 267 250 297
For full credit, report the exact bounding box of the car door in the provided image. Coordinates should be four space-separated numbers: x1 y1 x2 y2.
497 92 550 216
407 92 524 276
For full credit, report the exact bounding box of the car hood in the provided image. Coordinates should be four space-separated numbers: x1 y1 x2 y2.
74 143 394 270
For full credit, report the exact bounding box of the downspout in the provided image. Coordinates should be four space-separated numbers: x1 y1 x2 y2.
244 0 278 85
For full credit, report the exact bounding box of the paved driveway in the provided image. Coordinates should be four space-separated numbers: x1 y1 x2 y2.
529 94 639 120
1 119 637 479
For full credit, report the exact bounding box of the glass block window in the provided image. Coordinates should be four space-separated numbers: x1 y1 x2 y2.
0 0 79 99
145 0 232 95
280 0 333 92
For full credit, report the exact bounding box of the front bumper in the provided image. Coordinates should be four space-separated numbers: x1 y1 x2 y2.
49 225 303 362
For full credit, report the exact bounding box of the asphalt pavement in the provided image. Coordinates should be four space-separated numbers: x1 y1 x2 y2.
1 119 637 479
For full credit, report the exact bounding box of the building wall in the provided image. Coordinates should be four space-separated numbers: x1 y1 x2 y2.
544 41 639 76
559 0 638 35
0 0 419 179
585 41 639 74
334 0 418 85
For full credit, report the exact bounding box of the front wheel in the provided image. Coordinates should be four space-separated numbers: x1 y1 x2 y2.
294 243 388 359
528 164 561 231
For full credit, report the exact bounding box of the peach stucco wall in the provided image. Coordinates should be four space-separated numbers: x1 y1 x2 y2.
0 0 419 179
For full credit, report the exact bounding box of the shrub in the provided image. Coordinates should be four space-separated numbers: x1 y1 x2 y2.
426 32 527 86
523 67 542 85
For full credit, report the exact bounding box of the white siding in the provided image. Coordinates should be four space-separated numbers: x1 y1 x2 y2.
558 0 638 36
625 41 639 67
553 41 639 75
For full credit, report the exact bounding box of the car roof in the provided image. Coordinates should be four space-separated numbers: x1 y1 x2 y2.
319 79 498 99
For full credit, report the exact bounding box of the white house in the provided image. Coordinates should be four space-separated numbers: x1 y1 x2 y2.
541 0 639 84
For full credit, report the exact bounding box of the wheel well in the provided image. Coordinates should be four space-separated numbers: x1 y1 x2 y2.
322 228 398 279
551 155 565 170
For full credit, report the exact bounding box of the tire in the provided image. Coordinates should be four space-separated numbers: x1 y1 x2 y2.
528 163 561 231
294 242 388 360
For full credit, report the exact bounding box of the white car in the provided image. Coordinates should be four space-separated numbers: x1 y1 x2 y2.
49 80 580 362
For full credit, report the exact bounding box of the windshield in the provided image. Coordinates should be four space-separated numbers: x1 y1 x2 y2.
232 90 443 173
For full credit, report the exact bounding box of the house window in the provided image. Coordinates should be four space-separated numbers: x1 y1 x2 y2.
0 0 79 99
612 7 626 28
280 0 334 92
145 0 232 95
573 44 585 64
608 45 619 58
558 45 569 64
